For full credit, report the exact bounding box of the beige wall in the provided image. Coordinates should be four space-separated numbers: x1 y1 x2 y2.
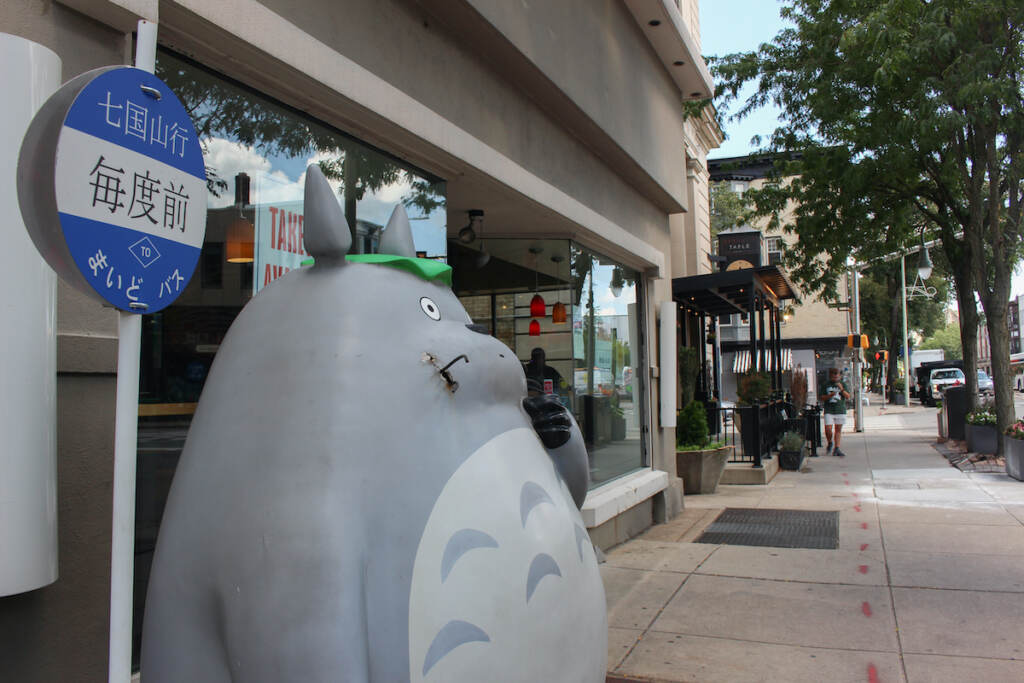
746 177 848 339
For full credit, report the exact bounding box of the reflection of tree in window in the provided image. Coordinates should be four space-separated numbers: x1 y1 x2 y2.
156 51 444 252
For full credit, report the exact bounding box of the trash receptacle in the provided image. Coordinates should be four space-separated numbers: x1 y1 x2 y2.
944 386 968 441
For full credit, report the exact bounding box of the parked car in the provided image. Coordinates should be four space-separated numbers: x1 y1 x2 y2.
923 367 966 405
977 370 994 396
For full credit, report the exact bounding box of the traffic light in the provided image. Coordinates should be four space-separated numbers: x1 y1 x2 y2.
847 334 868 349
874 350 888 362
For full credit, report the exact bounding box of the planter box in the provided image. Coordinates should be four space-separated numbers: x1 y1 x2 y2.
779 445 806 471
966 423 998 455
676 445 733 495
1006 437 1024 481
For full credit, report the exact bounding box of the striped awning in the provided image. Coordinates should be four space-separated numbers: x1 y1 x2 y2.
733 348 792 373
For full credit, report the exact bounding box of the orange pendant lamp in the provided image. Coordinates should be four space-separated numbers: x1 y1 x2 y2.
227 172 254 263
550 254 567 323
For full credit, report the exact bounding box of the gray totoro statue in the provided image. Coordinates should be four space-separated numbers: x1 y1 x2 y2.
140 165 607 682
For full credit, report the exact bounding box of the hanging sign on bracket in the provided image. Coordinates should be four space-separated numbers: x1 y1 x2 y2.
18 65 207 314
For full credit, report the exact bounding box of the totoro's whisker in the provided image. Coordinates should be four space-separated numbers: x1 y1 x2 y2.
439 354 469 373
438 354 469 393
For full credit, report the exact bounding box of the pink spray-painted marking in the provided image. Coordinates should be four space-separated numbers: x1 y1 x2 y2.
862 601 873 617
860 522 869 530
854 504 862 512
858 565 869 574
868 663 880 683
851 492 859 499
860 543 869 551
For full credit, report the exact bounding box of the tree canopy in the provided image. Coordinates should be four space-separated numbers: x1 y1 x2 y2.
709 182 750 238
919 323 963 360
710 0 1024 443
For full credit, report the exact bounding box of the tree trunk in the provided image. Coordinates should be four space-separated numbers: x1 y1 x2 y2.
946 246 979 414
343 155 359 254
886 274 900 402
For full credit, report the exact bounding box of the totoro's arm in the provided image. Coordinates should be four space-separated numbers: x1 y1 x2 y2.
523 384 590 509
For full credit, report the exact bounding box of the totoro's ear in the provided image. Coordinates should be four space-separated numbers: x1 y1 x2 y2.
379 203 417 258
303 164 351 260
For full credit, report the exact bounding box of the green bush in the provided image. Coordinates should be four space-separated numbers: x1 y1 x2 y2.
737 371 771 405
676 400 710 450
778 430 805 451
679 346 700 407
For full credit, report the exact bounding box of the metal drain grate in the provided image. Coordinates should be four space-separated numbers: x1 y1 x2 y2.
696 508 839 549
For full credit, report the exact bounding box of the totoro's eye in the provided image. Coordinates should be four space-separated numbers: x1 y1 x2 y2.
420 297 441 320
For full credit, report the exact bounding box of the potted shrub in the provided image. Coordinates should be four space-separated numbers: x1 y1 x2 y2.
676 400 733 494
1004 420 1024 481
735 370 772 459
892 377 906 404
778 430 806 471
965 407 998 454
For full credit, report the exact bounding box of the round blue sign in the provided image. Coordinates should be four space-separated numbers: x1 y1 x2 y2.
21 66 207 314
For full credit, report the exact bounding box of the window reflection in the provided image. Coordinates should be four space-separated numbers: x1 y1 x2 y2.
452 239 645 489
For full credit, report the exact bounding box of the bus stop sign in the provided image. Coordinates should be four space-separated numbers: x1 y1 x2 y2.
18 66 206 313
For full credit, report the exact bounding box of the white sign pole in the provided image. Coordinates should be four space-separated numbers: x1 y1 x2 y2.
108 19 156 683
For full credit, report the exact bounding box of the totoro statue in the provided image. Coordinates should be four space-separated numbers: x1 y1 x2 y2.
140 165 608 682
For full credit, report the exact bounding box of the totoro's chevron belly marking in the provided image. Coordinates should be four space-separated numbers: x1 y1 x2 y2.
408 428 607 682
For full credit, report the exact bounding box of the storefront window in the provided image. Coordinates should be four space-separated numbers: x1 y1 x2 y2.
133 49 445 668
452 239 646 490
571 245 645 486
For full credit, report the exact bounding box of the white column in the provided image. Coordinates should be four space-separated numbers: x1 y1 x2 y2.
0 34 61 597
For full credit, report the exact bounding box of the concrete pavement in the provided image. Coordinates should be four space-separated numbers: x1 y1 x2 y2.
603 399 1024 682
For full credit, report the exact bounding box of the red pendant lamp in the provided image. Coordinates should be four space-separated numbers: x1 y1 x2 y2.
530 293 546 317
529 319 541 336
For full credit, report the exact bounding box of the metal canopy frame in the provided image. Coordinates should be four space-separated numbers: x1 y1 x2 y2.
672 266 799 398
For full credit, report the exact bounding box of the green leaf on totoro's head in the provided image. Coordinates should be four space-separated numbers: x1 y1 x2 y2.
345 254 452 287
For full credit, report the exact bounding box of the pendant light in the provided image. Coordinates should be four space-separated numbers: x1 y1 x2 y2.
529 319 541 336
226 172 254 263
551 254 567 324
529 246 545 317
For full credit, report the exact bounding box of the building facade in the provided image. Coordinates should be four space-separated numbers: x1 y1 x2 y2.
708 155 851 403
1 0 713 678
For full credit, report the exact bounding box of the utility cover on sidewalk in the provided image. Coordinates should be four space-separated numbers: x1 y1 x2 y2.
696 508 839 549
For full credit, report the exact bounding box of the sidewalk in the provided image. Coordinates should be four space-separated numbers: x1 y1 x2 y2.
603 401 1024 682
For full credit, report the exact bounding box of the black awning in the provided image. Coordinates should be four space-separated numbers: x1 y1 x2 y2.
672 265 799 315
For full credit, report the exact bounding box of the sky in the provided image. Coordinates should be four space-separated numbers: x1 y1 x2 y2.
699 0 1024 302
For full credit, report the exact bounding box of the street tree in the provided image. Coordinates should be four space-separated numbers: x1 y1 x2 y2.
710 0 1024 447
919 323 964 360
710 182 750 238
857 260 950 395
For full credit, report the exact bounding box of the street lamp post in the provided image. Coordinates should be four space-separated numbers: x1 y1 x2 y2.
901 240 936 407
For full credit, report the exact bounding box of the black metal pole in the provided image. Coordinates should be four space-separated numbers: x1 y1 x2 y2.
748 288 757 373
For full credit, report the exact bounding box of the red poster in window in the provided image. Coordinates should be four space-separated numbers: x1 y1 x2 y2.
543 379 553 395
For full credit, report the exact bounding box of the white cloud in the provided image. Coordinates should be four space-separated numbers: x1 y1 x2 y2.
202 138 272 208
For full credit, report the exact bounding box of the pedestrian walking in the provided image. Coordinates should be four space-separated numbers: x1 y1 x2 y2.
823 367 850 456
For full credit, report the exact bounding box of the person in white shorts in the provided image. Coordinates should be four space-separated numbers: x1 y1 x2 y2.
822 367 850 456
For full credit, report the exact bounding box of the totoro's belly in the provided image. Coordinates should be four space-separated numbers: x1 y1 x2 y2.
408 428 607 682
